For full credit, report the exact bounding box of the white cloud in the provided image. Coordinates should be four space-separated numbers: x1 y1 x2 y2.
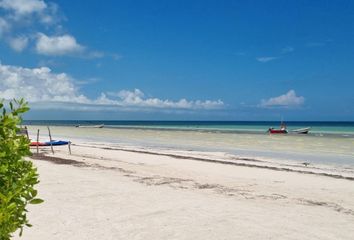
8 36 28 52
87 51 105 59
0 0 113 58
0 17 10 37
281 46 294 54
85 51 122 60
0 62 224 111
105 89 224 109
0 0 57 52
0 62 89 103
260 90 305 108
38 2 59 25
256 56 278 63
0 0 47 16
35 33 84 56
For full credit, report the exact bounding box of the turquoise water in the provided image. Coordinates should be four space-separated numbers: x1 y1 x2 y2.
25 121 354 167
23 121 354 136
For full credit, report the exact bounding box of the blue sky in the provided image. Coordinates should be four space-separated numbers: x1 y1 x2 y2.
0 0 353 120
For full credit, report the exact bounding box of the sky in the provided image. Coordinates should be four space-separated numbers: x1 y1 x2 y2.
0 0 353 120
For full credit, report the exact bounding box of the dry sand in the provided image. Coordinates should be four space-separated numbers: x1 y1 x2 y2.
15 140 354 240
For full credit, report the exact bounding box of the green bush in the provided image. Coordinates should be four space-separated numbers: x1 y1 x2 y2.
0 99 43 239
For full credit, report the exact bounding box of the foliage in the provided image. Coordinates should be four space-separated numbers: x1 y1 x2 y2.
0 99 43 239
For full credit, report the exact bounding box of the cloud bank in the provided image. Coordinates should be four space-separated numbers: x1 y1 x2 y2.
0 0 46 17
0 0 109 58
0 62 224 111
260 90 305 108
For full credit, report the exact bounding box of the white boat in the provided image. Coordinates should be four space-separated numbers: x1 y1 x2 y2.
75 124 104 128
291 127 311 134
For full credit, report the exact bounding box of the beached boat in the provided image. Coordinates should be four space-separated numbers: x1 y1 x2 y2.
29 141 47 146
75 124 104 128
268 121 288 134
30 140 70 146
291 127 311 134
268 128 288 134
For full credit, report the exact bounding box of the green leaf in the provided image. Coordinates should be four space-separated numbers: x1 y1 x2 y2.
0 99 42 238
29 198 44 204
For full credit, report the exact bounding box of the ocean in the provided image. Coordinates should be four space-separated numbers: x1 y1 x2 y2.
23 120 354 135
23 121 354 167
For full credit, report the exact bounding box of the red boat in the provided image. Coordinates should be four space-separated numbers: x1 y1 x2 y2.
268 121 288 134
268 128 288 134
30 142 47 146
30 140 70 146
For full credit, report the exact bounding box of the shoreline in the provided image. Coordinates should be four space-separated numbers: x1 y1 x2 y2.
25 125 354 167
72 141 354 181
23 123 354 137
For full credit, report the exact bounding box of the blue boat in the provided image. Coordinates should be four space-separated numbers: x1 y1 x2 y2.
44 140 70 146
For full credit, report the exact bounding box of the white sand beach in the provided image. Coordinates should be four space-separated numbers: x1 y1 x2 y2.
15 135 354 240
3 0 354 238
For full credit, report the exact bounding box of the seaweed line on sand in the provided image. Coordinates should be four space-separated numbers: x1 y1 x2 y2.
73 143 354 181
30 153 354 217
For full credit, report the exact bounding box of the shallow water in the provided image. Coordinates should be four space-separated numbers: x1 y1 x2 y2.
26 124 354 167
24 120 354 135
